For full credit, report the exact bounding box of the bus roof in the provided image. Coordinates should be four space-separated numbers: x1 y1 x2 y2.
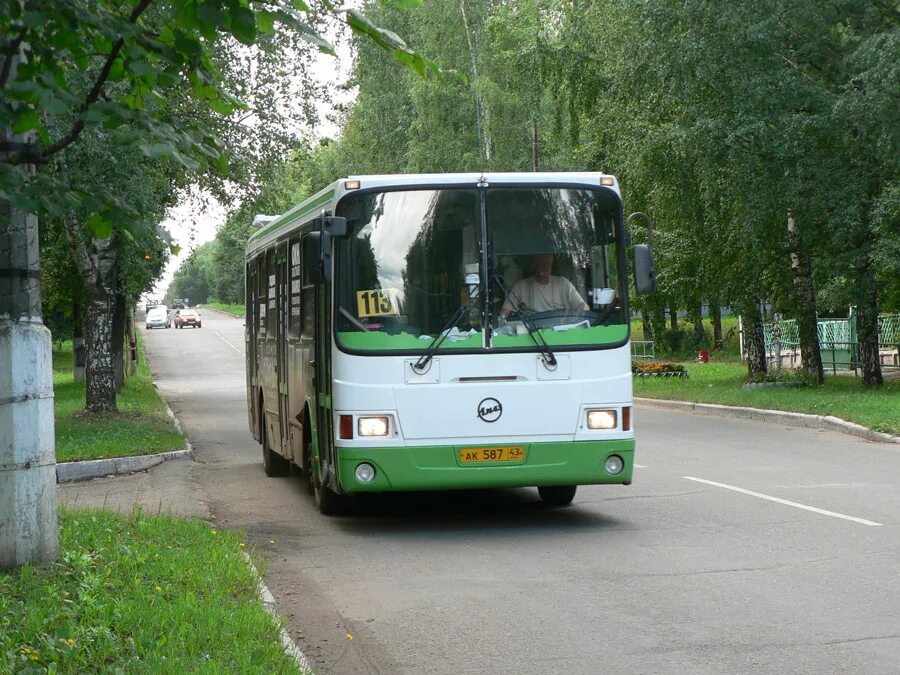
245 172 619 255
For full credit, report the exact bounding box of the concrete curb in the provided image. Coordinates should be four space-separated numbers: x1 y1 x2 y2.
56 401 194 484
634 397 900 445
242 552 312 674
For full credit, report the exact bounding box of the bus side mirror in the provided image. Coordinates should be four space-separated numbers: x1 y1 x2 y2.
633 244 656 295
303 232 324 285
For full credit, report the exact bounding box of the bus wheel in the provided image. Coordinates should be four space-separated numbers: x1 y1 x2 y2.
314 475 348 516
538 485 577 506
261 419 290 477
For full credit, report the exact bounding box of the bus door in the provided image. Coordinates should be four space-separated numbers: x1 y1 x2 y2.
276 244 290 452
314 258 335 488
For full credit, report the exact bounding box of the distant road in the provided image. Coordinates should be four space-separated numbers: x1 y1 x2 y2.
139 308 900 674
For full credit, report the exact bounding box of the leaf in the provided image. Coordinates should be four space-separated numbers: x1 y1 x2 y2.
86 213 113 239
12 109 40 133
256 10 275 36
170 243 182 255
229 6 257 46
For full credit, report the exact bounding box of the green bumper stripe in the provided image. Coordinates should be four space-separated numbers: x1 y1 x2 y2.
337 439 635 492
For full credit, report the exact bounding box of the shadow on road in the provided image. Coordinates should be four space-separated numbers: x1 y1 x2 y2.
322 484 625 537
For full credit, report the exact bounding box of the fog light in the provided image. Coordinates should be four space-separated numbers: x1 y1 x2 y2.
605 455 624 475
358 416 389 436
355 463 376 483
587 409 617 429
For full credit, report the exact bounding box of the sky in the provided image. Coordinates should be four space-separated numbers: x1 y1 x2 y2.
149 16 357 299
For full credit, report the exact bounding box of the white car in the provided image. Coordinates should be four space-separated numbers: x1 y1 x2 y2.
145 307 170 329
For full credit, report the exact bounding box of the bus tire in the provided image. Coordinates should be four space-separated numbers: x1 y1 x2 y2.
314 476 348 516
538 485 577 506
261 416 290 477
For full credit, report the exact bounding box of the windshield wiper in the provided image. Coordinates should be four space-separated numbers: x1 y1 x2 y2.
412 304 467 372
490 269 557 367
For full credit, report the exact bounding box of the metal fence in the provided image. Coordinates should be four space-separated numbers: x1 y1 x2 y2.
631 340 656 360
753 313 900 374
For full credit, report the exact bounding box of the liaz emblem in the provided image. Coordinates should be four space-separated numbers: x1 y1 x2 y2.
477 397 502 423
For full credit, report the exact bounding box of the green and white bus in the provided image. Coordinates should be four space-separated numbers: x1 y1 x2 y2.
244 173 655 514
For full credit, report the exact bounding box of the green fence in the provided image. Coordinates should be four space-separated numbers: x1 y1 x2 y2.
754 312 900 373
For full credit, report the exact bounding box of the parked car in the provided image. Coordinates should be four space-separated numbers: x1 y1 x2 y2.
145 307 170 329
175 309 201 329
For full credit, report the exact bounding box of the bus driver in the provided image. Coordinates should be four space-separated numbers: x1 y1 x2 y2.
500 253 589 318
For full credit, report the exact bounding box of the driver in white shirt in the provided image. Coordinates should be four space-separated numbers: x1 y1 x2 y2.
500 253 588 318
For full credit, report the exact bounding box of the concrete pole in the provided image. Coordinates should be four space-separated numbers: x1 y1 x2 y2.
0 41 59 570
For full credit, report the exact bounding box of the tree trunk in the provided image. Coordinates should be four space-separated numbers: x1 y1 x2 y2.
112 291 126 392
72 297 85 382
787 213 824 383
710 302 723 350
668 299 678 329
740 296 767 379
641 309 650 342
857 283 883 388
126 306 137 375
689 301 707 347
84 236 118 413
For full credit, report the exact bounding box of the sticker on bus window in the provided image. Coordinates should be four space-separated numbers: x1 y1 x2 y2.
357 289 400 318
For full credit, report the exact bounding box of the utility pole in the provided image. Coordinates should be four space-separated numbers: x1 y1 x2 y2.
0 38 59 569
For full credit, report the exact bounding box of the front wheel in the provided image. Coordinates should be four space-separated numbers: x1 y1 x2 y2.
314 473 349 515
538 485 577 506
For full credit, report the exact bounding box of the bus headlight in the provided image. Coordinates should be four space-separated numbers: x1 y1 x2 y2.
587 409 617 430
358 416 389 437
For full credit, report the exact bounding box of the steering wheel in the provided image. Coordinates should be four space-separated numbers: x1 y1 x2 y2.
511 303 618 329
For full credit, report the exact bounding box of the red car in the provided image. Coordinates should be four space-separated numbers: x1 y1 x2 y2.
174 309 202 329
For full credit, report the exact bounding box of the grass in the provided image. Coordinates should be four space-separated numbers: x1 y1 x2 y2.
54 333 184 463
0 508 304 674
634 360 900 434
202 302 245 318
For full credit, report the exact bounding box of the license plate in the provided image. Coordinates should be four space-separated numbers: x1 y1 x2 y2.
459 446 525 463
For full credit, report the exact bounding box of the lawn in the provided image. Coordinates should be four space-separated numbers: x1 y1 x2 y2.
202 302 245 317
0 508 305 674
54 333 184 462
634 361 900 434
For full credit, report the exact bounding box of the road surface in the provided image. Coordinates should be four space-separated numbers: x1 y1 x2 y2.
94 310 900 673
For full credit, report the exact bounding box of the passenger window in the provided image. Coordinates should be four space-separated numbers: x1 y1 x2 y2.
289 241 302 338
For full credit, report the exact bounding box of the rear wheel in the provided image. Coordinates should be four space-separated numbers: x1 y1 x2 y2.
538 485 577 506
261 417 290 477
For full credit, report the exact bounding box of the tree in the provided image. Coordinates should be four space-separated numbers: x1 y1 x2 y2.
1 0 453 569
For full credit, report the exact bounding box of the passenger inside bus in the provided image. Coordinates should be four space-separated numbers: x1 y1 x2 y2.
499 253 589 319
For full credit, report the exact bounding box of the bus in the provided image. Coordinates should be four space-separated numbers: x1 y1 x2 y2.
244 173 655 514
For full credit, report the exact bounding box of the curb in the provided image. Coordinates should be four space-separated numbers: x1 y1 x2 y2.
56 401 194 484
242 552 312 674
634 397 900 445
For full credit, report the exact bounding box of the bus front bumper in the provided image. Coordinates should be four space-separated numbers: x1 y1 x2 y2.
336 439 635 493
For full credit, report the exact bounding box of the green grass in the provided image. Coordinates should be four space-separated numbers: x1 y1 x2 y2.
634 361 900 434
0 508 305 674
202 302 245 318
54 333 184 462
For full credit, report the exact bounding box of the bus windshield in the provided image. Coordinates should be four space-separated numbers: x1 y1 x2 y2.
334 186 627 353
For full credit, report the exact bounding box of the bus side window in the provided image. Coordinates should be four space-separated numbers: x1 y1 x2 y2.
266 248 277 336
289 240 302 338
300 234 315 338
257 255 267 336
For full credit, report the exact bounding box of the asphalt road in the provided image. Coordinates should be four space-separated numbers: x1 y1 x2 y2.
103 310 900 673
